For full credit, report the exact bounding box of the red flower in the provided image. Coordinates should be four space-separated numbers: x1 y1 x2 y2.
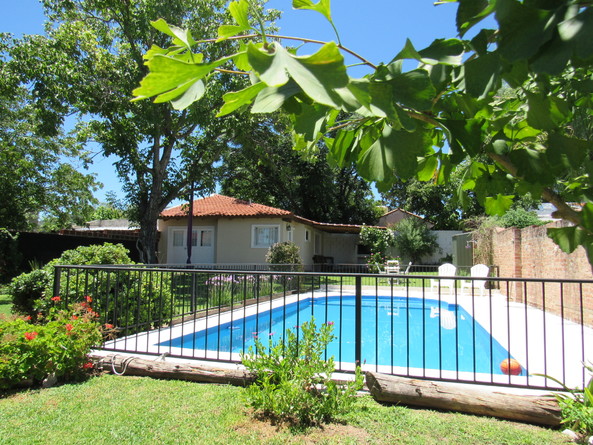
24 315 31 321
71 315 79 320
65 323 74 331
82 362 94 369
51 296 61 302
24 331 38 341
104 323 114 329
84 295 93 303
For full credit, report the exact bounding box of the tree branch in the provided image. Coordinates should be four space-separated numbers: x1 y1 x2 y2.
487 152 582 226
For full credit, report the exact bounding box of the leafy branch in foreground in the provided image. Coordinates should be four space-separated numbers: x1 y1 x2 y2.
133 0 593 265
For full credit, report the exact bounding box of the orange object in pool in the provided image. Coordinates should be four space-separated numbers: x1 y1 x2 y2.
500 358 522 375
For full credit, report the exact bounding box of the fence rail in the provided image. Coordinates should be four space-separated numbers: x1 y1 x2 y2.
52 265 592 390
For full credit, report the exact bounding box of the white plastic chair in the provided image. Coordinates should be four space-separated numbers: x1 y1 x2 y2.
460 264 490 297
430 263 457 295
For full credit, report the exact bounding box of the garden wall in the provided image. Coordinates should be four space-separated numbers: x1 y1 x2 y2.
488 220 593 326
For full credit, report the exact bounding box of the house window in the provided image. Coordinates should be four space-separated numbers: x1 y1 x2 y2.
252 225 279 248
286 224 293 242
305 229 310 242
172 230 185 247
201 230 212 247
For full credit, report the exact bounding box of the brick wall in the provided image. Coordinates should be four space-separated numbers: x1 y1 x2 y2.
486 220 593 326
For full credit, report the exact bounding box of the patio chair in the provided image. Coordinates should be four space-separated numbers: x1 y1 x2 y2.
430 263 457 295
377 260 399 284
460 264 490 297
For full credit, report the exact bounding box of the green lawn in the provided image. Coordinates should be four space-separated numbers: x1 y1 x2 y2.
0 285 11 316
0 375 570 445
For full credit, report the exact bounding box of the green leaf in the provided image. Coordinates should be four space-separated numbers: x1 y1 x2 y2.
389 69 435 111
484 194 514 216
252 81 301 113
292 0 332 22
217 82 266 117
581 203 593 233
393 38 464 66
151 19 195 50
416 155 438 182
292 103 329 142
495 0 557 62
247 42 348 108
217 0 252 41
463 52 501 98
456 0 494 36
329 129 357 167
526 92 565 131
133 54 233 102
547 133 591 171
357 124 431 188
547 226 585 254
558 7 593 60
170 80 205 110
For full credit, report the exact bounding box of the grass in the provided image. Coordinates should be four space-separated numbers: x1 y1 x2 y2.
0 285 11 316
0 375 570 445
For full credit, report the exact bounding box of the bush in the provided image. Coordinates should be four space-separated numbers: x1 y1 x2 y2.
393 218 439 264
8 269 52 316
553 362 593 439
495 208 546 229
359 226 396 271
0 302 102 389
265 242 303 271
242 318 364 426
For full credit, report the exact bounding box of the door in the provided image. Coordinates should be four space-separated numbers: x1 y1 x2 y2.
167 227 215 264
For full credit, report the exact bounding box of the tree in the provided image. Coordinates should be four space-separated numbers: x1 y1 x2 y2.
393 218 439 264
219 114 380 225
0 38 99 231
381 169 485 230
7 0 277 262
133 0 593 264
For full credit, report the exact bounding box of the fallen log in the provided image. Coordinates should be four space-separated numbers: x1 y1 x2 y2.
366 372 562 426
90 353 256 386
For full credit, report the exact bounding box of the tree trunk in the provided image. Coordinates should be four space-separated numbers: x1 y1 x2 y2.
90 353 256 386
366 372 562 426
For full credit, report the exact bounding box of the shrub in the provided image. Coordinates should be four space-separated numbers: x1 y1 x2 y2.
360 226 396 271
265 242 303 271
393 218 439 264
494 208 546 229
8 243 173 334
8 268 52 316
552 362 593 438
242 318 364 426
0 302 102 389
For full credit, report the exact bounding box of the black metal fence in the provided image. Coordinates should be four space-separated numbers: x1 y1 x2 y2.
52 265 592 390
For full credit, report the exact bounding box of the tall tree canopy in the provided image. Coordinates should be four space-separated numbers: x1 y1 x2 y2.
219 115 380 225
7 0 277 262
0 35 99 231
134 0 593 263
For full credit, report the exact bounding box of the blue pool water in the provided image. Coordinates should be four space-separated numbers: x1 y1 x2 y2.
160 295 517 375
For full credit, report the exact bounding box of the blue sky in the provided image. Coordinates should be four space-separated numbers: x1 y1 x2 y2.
2 0 469 203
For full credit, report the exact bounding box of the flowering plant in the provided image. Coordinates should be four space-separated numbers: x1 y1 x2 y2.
0 300 102 389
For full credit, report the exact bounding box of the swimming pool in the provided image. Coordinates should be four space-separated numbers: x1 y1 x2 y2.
160 295 518 375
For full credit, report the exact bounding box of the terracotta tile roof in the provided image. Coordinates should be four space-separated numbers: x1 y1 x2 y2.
160 194 293 219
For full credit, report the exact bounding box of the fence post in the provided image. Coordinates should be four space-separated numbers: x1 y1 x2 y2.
52 266 61 298
355 275 362 367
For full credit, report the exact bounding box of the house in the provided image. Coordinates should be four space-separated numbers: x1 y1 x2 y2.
378 208 434 228
157 194 366 266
